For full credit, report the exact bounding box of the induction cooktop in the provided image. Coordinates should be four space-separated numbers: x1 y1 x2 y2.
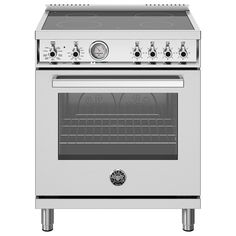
42 11 194 30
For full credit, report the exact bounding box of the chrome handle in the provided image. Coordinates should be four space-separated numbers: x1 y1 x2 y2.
52 79 184 89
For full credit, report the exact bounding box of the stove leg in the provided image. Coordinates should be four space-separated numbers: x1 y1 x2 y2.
182 209 195 232
41 209 54 232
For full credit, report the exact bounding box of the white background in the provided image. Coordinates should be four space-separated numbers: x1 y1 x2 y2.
0 0 235 235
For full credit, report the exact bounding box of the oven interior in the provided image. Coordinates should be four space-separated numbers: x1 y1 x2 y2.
59 93 178 160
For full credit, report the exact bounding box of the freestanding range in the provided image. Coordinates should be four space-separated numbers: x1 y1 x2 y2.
35 4 201 232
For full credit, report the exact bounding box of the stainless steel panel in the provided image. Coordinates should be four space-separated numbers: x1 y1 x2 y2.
36 69 200 196
39 39 197 63
36 198 200 209
37 62 200 69
36 30 201 40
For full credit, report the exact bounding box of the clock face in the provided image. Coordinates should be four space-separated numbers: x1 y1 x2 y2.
90 41 109 60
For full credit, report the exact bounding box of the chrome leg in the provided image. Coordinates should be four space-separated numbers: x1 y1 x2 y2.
182 209 195 232
41 209 54 232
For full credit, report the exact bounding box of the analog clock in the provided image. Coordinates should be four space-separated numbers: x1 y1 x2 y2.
90 41 109 60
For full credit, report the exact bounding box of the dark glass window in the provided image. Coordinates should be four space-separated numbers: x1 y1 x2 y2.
43 11 193 30
58 93 178 160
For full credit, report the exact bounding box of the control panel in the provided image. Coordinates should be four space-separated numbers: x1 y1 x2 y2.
39 39 197 63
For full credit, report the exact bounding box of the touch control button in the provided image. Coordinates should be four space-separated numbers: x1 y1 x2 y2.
110 169 126 186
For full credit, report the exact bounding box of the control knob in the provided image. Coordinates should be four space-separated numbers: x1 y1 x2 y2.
72 42 80 58
148 41 157 58
163 42 172 58
179 42 188 58
49 42 57 58
133 42 142 58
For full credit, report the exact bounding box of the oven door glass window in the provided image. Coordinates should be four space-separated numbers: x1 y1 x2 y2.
58 93 178 160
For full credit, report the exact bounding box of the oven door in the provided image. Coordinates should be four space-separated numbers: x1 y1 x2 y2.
36 70 200 196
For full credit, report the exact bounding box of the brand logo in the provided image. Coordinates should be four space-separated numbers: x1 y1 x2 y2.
110 169 126 186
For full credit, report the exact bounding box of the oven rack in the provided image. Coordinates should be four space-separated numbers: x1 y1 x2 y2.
59 114 177 145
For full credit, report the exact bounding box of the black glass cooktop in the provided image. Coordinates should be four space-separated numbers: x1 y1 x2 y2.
42 11 194 30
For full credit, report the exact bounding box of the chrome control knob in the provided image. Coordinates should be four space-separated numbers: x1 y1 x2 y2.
72 48 80 58
72 42 80 58
179 42 188 58
163 42 172 58
148 41 157 58
133 42 142 58
49 50 57 58
49 42 57 58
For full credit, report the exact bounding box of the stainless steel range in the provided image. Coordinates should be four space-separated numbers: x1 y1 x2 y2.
35 4 201 232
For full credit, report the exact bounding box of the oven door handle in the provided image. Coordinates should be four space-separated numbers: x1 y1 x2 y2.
52 78 184 89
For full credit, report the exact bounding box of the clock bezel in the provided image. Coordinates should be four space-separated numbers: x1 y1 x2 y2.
89 41 109 60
